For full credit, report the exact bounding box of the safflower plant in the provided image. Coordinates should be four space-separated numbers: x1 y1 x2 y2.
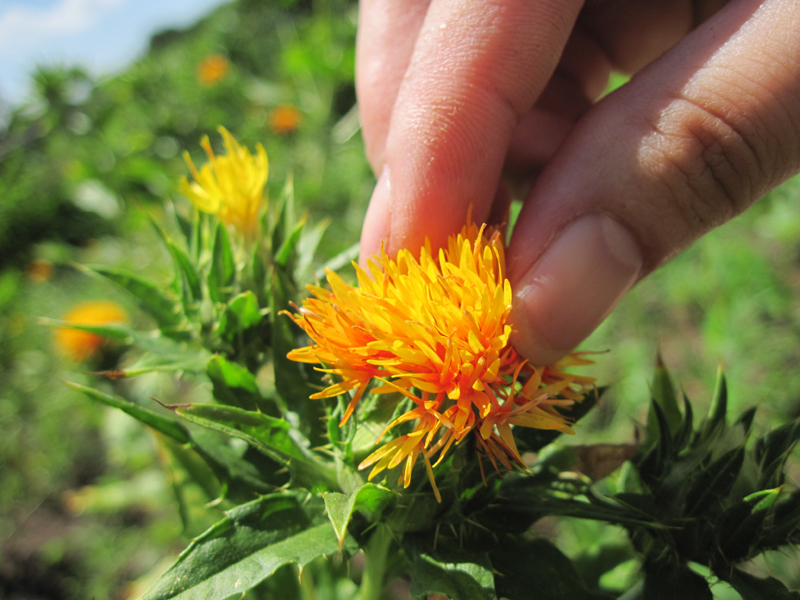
54 128 800 599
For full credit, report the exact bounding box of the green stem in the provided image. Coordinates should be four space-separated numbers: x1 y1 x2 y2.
359 524 393 600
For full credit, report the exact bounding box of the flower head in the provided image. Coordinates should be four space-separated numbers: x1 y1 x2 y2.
270 105 302 135
286 222 594 500
197 54 229 86
55 301 128 362
179 127 268 240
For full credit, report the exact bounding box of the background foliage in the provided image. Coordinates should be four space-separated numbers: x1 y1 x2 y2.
1 0 800 598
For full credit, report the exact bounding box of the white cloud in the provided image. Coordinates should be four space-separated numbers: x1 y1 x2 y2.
0 0 125 55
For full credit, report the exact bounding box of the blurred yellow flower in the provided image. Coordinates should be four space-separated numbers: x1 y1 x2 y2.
179 127 268 240
286 222 594 500
55 301 128 362
269 105 302 135
197 54 229 86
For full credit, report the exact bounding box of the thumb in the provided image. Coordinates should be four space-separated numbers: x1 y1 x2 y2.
507 0 800 365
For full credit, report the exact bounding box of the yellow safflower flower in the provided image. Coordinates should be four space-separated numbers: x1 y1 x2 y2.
285 222 594 500
179 127 268 240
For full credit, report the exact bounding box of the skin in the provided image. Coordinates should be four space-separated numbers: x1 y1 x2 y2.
356 0 800 365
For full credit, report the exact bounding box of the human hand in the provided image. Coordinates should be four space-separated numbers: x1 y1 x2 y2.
356 0 800 365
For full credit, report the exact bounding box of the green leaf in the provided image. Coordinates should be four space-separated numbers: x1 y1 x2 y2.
720 568 800 600
322 483 394 550
167 237 203 310
643 560 712 600
646 356 682 441
40 318 133 342
720 487 782 559
117 346 211 377
142 494 351 600
217 291 263 343
271 266 326 447
490 537 612 600
84 265 182 329
295 218 329 284
66 381 189 444
188 429 280 498
170 403 336 491
673 393 695 452
206 354 278 415
701 364 728 441
409 554 495 600
208 221 235 303
684 446 745 517
275 213 306 268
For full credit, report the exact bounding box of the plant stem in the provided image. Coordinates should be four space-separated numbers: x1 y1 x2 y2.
359 524 392 600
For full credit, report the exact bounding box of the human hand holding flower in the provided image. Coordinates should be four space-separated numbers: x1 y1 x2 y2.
357 0 800 365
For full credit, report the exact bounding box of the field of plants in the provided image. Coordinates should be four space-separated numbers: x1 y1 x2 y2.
2 1 800 599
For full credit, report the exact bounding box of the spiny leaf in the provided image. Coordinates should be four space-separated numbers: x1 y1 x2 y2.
720 487 782 559
141 494 352 600
271 266 327 447
168 403 336 491
490 537 612 600
275 212 306 268
701 365 728 441
167 237 203 309
217 291 263 343
646 355 682 440
83 265 182 329
673 392 694 452
719 568 800 600
643 560 712 600
67 381 189 444
206 354 279 415
322 483 394 550
409 554 496 600
684 446 745 517
208 221 235 303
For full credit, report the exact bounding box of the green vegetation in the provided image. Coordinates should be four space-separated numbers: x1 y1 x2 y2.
1 0 800 598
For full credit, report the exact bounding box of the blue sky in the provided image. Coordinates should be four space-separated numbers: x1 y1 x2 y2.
0 0 228 108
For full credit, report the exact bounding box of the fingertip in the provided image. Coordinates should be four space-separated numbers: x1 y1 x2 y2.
509 214 642 365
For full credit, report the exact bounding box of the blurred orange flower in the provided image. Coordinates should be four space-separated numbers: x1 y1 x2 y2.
26 259 54 283
55 301 128 362
197 54 229 86
286 221 594 500
269 105 302 135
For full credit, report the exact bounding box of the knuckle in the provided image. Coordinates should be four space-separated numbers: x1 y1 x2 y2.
639 94 768 233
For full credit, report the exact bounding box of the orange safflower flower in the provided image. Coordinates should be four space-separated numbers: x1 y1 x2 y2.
269 105 302 135
55 301 128 362
197 54 229 86
179 127 268 241
285 222 595 500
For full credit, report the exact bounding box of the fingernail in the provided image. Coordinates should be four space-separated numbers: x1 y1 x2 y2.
359 167 392 266
509 214 642 364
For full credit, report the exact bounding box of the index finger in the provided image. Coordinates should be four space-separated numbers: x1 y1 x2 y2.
362 0 584 258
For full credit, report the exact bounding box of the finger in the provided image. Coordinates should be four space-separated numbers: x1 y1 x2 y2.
362 0 585 261
579 0 729 74
356 0 430 174
507 0 800 364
